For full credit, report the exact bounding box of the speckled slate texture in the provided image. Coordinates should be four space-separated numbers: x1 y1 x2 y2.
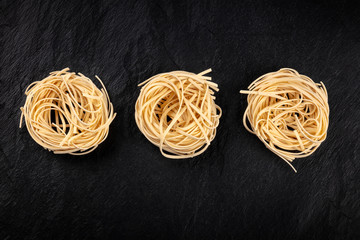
0 0 360 239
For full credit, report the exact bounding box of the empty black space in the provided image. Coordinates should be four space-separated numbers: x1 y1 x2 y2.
0 0 360 239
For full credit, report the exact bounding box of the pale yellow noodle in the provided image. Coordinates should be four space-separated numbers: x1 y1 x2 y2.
20 68 116 155
135 69 222 159
240 68 329 172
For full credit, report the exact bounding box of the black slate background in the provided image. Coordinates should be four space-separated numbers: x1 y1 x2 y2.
1 0 360 239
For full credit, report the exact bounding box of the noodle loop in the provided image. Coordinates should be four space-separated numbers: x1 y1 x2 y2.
20 68 116 155
135 69 222 159
240 68 329 172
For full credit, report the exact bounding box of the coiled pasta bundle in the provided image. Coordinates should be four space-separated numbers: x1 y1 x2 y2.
20 68 116 155
135 69 222 159
241 68 329 172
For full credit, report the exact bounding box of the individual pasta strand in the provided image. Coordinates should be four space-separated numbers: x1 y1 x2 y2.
20 68 116 155
240 68 329 172
135 69 222 159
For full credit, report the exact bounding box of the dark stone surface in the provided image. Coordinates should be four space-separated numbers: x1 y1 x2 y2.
0 0 360 239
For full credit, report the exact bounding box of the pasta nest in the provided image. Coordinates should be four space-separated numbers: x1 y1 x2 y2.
241 68 329 172
135 69 222 159
20 68 116 155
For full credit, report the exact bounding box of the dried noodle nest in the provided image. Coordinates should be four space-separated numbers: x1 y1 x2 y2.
135 69 222 159
20 68 116 155
241 68 329 172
